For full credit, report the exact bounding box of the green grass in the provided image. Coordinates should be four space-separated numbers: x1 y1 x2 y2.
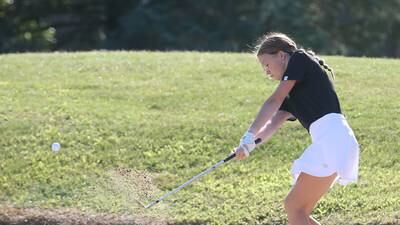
0 51 399 224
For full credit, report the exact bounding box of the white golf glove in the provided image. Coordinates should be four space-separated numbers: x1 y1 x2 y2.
239 131 256 154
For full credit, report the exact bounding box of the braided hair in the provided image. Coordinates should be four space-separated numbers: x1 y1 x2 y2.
303 49 335 79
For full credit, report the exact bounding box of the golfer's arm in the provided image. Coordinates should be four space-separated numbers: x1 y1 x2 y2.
248 80 296 134
255 110 292 146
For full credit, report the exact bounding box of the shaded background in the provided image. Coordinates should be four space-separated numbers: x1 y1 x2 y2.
1 0 400 57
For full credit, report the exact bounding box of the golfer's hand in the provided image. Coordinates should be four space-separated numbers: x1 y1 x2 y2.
240 131 256 153
233 146 249 160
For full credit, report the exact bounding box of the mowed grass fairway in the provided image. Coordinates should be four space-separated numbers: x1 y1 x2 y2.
0 51 399 224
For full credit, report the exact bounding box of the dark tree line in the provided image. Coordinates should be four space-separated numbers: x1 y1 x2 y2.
1 0 400 57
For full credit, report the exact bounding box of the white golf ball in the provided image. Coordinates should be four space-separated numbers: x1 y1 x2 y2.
51 142 61 152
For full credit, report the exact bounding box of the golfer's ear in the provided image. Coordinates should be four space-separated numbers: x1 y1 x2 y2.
278 50 287 60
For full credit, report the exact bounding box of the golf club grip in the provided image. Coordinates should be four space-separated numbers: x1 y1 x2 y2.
224 138 262 162
252 137 262 148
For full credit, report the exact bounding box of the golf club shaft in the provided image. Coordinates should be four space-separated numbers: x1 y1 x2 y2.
145 156 229 208
144 138 261 209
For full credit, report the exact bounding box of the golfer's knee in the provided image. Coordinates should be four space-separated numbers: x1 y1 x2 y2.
284 196 308 216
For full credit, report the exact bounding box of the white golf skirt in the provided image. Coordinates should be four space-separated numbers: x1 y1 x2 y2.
291 113 359 186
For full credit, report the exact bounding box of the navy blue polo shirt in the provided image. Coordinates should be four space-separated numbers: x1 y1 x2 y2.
279 50 341 131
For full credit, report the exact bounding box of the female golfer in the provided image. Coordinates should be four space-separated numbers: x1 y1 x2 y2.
234 32 359 225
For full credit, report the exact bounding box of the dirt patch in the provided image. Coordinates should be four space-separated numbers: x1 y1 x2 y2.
0 206 171 225
1 206 399 225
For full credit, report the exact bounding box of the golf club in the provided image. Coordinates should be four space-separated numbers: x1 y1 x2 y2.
144 138 262 209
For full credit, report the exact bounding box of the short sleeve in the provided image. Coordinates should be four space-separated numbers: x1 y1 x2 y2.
279 97 297 121
282 51 308 82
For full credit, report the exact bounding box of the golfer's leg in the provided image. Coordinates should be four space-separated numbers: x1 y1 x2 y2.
284 172 337 225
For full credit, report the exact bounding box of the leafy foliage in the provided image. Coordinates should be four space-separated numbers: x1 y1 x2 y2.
1 0 400 57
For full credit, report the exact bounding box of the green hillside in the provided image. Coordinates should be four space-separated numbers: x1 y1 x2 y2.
0 51 399 224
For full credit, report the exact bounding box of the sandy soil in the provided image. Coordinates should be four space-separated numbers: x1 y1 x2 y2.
1 206 400 225
0 206 172 225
